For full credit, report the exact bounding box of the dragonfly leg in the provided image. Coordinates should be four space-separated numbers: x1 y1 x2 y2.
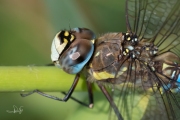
61 80 94 108
87 80 94 108
20 73 94 108
97 83 124 120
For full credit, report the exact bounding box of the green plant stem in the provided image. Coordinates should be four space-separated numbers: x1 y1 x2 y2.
0 66 88 92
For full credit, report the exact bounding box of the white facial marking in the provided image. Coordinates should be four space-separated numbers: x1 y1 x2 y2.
51 38 60 61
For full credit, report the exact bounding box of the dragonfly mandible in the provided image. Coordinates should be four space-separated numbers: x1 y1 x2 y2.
21 0 180 120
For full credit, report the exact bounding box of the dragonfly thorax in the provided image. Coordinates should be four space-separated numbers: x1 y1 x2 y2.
122 33 158 63
88 33 125 81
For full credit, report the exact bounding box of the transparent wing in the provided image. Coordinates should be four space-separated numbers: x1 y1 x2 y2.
107 57 180 120
90 1 180 119
126 0 180 57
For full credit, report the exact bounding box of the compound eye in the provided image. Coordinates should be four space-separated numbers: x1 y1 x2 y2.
71 28 96 40
51 28 96 74
59 38 94 74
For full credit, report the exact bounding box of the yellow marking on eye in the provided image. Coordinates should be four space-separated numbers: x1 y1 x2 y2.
127 37 131 41
125 49 129 53
70 35 75 42
64 31 69 36
91 39 95 44
63 38 68 43
93 71 115 80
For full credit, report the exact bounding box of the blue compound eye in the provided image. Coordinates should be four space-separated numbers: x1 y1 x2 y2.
51 28 95 74
59 38 94 74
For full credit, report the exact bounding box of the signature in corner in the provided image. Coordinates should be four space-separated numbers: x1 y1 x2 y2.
6 105 23 114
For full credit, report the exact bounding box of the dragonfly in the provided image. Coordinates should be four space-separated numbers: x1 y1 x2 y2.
21 0 180 120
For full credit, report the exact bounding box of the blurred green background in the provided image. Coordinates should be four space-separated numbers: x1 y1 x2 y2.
0 0 126 120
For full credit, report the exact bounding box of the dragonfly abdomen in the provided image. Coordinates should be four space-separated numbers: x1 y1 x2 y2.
153 52 180 91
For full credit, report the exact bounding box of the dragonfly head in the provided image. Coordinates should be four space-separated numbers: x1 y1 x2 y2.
51 28 95 74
